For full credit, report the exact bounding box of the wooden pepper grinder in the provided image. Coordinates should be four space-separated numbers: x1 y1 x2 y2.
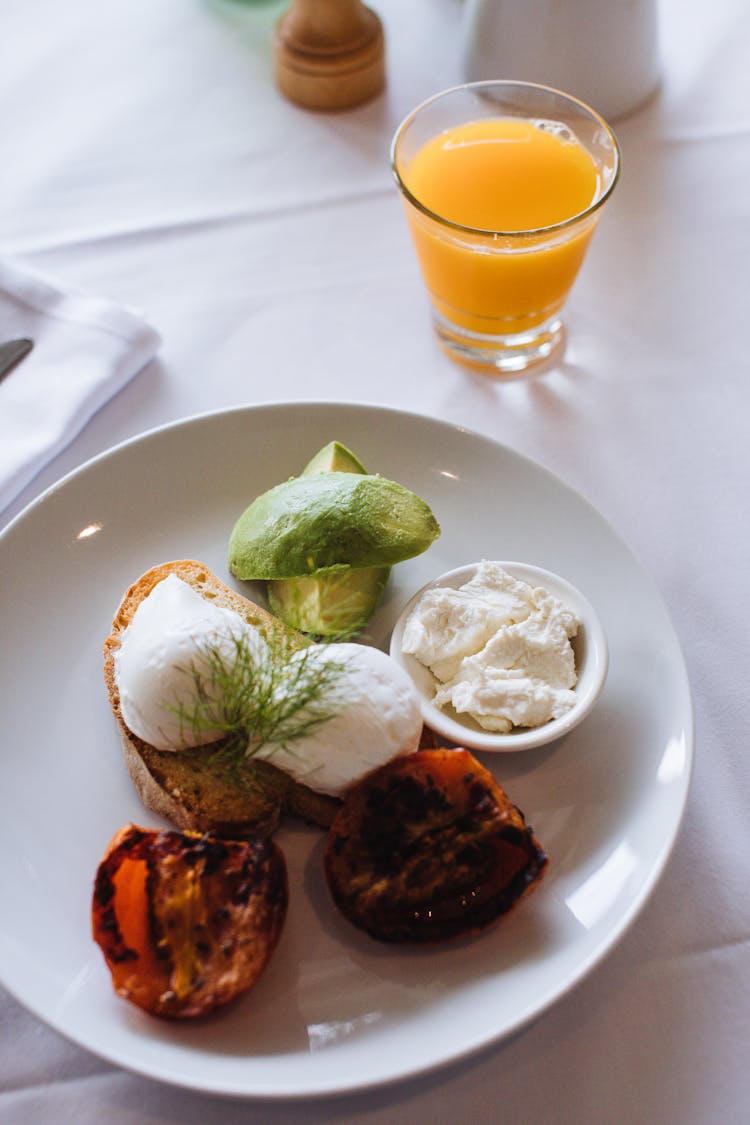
273 0 385 111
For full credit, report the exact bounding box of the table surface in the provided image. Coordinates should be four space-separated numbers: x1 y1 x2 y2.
2 1 748 1122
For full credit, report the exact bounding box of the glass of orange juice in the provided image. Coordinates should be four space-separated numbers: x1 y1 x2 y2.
391 81 620 375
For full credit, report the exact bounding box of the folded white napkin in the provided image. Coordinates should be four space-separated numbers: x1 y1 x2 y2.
0 258 161 515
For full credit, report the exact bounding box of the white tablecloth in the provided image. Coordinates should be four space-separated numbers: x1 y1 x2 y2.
2 1 748 1121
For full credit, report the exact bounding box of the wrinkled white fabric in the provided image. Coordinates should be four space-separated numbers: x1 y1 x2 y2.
0 258 160 512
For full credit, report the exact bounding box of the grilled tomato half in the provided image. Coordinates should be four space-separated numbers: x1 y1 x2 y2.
324 748 547 943
92 824 287 1018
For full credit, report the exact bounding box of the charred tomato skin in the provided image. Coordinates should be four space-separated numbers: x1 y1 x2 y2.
324 748 547 943
92 824 287 1018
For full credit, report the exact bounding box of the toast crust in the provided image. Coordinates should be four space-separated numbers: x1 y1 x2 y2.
103 560 341 837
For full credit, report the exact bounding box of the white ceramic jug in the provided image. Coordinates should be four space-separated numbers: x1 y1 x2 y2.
462 0 660 121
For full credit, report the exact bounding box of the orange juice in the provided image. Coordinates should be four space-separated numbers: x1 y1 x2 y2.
402 117 602 336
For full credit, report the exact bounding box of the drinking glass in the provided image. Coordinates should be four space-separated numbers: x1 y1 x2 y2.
391 81 620 375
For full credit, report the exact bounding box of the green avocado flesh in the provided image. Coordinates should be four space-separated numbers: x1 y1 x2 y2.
301 440 368 476
267 441 390 635
229 440 440 636
228 472 440 580
267 566 391 636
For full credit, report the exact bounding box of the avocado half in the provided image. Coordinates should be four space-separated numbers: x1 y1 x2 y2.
228 442 440 636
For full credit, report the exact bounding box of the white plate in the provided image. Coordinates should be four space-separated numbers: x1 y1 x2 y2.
0 402 693 1099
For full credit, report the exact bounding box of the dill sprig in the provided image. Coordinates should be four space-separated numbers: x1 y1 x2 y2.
166 626 344 777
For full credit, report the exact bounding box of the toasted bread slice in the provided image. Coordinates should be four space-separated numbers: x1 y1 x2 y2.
103 560 341 838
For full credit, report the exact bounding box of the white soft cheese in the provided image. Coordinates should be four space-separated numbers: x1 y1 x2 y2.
114 574 267 750
256 642 422 797
402 561 581 733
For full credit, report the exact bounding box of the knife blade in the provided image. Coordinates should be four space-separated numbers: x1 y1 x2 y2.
0 337 34 383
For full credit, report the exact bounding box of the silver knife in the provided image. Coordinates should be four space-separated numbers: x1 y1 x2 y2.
0 338 34 383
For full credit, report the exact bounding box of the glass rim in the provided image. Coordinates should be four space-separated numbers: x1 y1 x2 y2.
390 79 622 239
